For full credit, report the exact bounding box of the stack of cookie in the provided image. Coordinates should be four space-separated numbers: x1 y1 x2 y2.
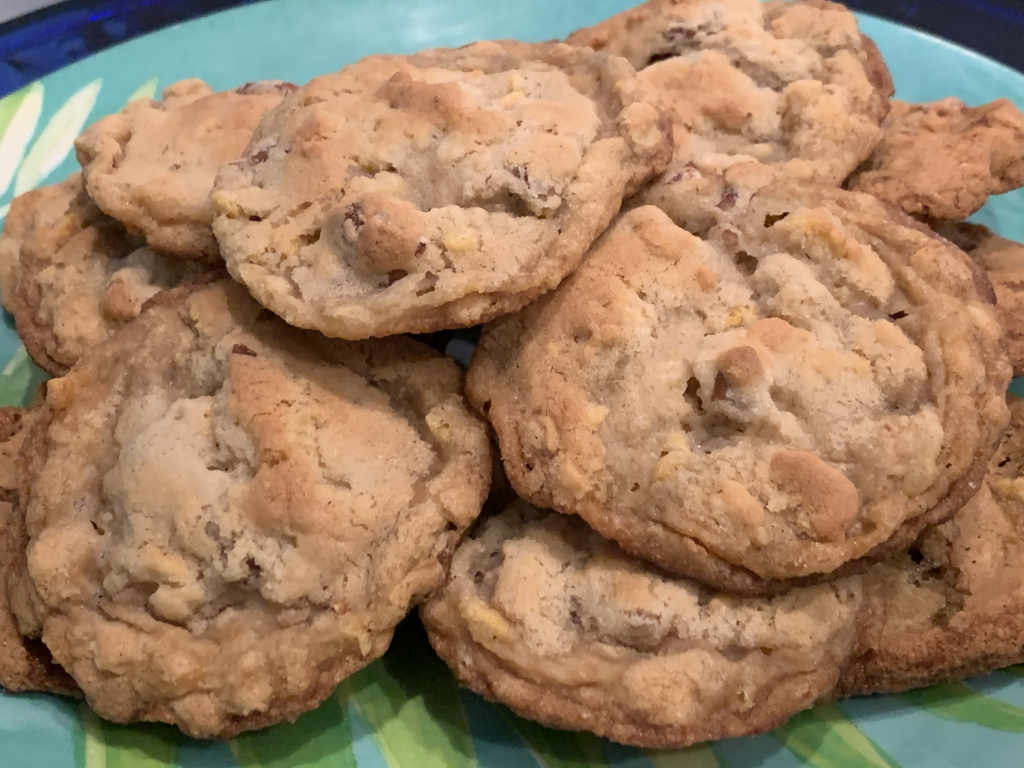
423 0 1024 747
1 0 1024 749
0 39 669 738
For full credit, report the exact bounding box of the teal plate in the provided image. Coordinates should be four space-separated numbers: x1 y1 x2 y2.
2 2 1024 766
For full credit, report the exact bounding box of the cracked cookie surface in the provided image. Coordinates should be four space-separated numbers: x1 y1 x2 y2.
212 40 670 339
568 0 892 186
12 280 491 737
847 98 1024 220
3 176 213 376
470 168 1009 592
422 500 862 748
76 79 293 260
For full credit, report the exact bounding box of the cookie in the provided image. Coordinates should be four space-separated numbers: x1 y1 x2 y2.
0 406 79 696
567 0 893 186
847 98 1024 220
932 221 1024 377
425 404 1024 749
5 176 214 375
839 397 1024 695
422 500 863 748
469 169 1010 593
212 40 671 339
11 280 491 737
75 79 294 260
0 174 79 313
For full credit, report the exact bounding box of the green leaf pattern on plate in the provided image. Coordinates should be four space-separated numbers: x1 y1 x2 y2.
14 79 101 197
77 706 105 768
0 83 44 202
99 724 178 768
774 704 903 768
230 695 357 768
646 747 721 768
903 682 1024 732
342 654 477 768
77 704 178 768
503 714 607 768
125 77 159 105
0 345 49 406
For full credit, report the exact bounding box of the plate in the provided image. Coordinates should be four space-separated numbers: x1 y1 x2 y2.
2 2 1024 766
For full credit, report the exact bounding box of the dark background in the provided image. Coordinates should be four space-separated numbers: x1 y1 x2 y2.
0 0 1023 97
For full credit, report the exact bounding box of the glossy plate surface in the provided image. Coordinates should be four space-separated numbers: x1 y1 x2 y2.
1 2 1024 766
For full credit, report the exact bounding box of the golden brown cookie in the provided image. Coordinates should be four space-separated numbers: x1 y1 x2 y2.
469 167 1010 593
12 280 491 737
422 500 863 748
426 401 1024 749
0 405 78 696
75 79 293 260
5 176 213 376
426 413 1024 748
0 175 79 313
847 98 1024 220
568 0 892 186
212 41 671 339
839 397 1024 695
931 221 1024 376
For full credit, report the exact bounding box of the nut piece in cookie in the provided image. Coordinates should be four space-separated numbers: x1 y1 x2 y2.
75 79 295 260
6 176 215 376
422 500 862 748
839 397 1024 695
0 406 78 696
0 175 80 314
13 280 491 737
847 98 1024 220
470 170 1009 593
932 221 1024 377
212 40 671 339
568 0 893 186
